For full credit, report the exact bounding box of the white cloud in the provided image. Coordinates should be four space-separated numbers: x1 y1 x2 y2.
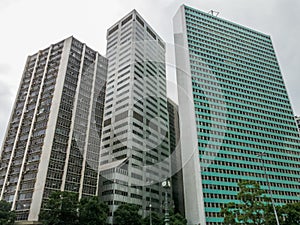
0 0 299 146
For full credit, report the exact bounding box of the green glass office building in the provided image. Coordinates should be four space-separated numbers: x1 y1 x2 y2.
173 5 300 225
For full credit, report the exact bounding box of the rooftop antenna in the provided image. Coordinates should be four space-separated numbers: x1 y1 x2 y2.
209 10 220 17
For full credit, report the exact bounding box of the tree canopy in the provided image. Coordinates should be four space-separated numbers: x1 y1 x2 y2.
142 211 164 225
0 200 15 225
265 202 300 225
142 208 187 225
221 180 300 225
114 204 142 225
39 191 79 225
79 196 108 225
113 203 187 225
40 191 108 225
169 210 187 225
221 180 270 225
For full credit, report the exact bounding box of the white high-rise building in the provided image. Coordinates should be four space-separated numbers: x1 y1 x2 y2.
173 5 300 225
98 10 171 223
0 37 108 224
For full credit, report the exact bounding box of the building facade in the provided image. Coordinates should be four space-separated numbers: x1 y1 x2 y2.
167 98 184 216
98 10 171 223
0 37 107 223
295 116 300 133
174 5 300 225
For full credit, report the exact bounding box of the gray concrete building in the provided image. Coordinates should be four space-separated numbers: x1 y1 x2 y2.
0 37 107 223
98 10 171 223
167 98 184 216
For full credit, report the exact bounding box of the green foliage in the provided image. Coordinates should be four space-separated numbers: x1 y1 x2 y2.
40 191 110 225
0 200 15 225
222 202 239 225
265 202 300 225
237 180 270 225
221 180 270 225
222 180 300 225
114 204 142 225
169 211 187 225
142 209 187 225
40 191 79 225
280 202 300 225
79 196 109 225
142 211 164 225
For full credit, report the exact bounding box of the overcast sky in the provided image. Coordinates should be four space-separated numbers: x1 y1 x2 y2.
0 0 299 146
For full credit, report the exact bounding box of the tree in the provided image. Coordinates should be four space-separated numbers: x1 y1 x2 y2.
114 204 142 225
169 211 187 225
142 211 164 225
142 209 187 225
280 202 300 225
265 202 300 225
222 201 240 225
221 180 270 225
79 196 109 225
39 191 79 225
0 200 15 225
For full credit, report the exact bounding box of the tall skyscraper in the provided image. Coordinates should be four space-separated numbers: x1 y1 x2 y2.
174 5 300 225
0 37 107 223
167 98 184 215
98 10 171 223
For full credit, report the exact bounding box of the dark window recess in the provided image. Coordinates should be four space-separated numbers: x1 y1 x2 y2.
146 27 156 40
131 172 143 180
132 154 143 162
116 154 127 160
158 39 165 49
112 146 127 153
115 111 128 122
103 118 111 127
118 65 130 74
108 25 119 36
136 15 144 27
133 111 143 123
121 15 133 26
